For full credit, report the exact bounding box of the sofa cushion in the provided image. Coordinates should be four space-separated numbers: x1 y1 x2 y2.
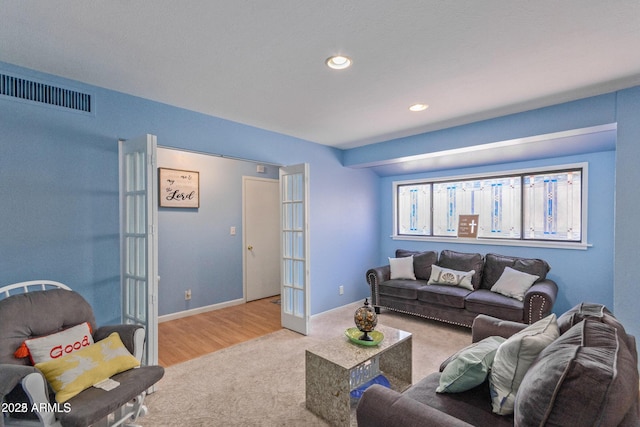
489 314 559 415
464 289 523 322
514 320 639 427
35 332 140 403
438 250 484 289
417 285 470 309
396 249 438 280
490 267 539 301
557 302 627 336
389 256 416 280
481 253 549 290
403 373 514 427
58 365 165 427
378 280 426 300
437 336 506 393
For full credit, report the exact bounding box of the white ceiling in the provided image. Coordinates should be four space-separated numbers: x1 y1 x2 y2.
1 1 640 150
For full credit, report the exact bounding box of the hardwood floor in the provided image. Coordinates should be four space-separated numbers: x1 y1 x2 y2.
158 296 282 367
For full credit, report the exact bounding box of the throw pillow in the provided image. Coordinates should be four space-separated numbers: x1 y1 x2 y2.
437 336 506 393
389 255 416 280
14 322 94 364
428 265 475 291
35 332 140 403
514 320 638 427
489 314 559 415
490 267 539 301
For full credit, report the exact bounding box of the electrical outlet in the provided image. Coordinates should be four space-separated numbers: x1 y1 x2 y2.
185 289 192 300
339 285 344 295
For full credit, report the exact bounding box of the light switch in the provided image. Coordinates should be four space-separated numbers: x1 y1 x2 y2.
230 226 236 235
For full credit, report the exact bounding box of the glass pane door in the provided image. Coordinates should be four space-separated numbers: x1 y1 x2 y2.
280 164 309 335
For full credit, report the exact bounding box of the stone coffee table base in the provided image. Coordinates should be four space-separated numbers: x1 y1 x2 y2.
305 324 412 427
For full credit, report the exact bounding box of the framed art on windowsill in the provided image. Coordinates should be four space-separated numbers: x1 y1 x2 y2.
158 167 199 208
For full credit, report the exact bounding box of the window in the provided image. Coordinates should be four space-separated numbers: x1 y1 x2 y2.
394 164 585 246
397 183 430 235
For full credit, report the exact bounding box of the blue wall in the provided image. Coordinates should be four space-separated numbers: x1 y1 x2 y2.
0 61 379 324
613 86 640 336
157 148 279 316
347 87 640 350
377 151 615 315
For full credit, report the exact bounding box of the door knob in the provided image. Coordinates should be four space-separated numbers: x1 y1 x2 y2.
248 245 253 251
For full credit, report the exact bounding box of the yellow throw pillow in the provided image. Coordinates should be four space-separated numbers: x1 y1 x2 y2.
35 332 140 403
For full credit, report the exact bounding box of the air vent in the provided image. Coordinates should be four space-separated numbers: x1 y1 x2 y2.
0 73 92 113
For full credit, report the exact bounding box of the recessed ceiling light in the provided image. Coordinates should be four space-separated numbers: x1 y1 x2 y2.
326 55 352 70
409 103 429 112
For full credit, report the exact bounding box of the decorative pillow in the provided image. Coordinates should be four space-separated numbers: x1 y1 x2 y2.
490 267 539 301
437 336 506 393
35 332 140 403
14 322 94 364
428 265 475 291
389 255 416 280
489 314 559 415
514 320 638 427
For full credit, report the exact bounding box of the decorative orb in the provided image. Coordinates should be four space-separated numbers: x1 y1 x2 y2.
354 298 378 341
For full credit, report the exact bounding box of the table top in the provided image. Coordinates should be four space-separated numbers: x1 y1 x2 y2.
306 324 412 370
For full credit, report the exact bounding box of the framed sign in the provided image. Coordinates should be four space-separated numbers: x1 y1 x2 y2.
158 168 199 208
458 214 479 238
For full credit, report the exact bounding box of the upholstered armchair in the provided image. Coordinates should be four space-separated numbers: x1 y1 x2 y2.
0 281 164 427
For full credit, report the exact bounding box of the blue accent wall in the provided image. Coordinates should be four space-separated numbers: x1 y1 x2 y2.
377 151 615 315
350 87 640 355
613 86 640 340
0 61 379 324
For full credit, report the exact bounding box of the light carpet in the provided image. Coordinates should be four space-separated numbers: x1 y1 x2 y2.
140 302 472 426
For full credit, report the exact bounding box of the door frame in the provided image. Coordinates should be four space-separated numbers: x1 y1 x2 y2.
242 176 280 302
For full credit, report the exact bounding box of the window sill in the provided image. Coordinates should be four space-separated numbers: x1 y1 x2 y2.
391 235 590 250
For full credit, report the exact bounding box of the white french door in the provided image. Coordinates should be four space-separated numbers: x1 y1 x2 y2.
280 164 310 335
118 134 158 366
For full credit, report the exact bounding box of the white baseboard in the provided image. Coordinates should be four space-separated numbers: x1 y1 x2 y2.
158 298 245 323
160 297 367 323
310 298 364 319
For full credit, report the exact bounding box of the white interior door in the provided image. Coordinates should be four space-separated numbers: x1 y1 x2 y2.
119 134 158 366
243 177 280 301
280 164 310 335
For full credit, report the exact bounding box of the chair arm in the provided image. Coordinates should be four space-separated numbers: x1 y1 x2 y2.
94 324 145 361
471 314 528 343
357 385 474 427
523 279 558 324
0 365 60 427
366 265 390 306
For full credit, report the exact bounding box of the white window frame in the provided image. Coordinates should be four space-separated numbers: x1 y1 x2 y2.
392 162 589 250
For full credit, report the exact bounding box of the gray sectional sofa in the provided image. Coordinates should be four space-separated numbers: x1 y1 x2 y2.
366 249 558 327
356 303 640 426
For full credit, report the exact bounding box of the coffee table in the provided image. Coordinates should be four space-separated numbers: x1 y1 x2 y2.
305 324 412 426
